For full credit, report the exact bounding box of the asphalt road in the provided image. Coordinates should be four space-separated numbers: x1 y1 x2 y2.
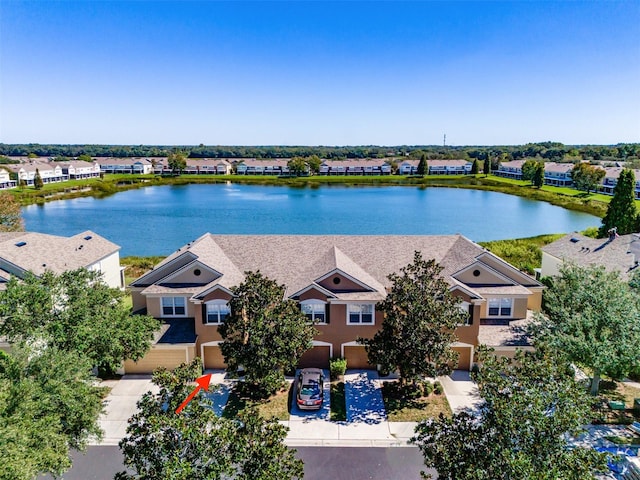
41 445 435 479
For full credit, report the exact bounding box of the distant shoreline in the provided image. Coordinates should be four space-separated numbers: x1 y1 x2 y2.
12 173 611 218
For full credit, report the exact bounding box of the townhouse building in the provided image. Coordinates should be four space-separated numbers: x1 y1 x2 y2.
600 167 640 199
98 157 155 174
126 234 543 374
0 169 17 189
318 160 392 175
4 161 66 186
55 160 101 179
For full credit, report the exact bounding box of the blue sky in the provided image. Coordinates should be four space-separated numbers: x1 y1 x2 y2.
1 1 639 146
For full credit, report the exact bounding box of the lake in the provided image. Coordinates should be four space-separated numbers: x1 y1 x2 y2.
22 184 599 257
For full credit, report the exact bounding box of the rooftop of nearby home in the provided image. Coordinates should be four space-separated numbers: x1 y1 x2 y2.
542 232 640 280
0 230 120 281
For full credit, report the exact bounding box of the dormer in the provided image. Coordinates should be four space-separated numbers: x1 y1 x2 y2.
316 269 374 293
453 261 516 287
156 260 222 287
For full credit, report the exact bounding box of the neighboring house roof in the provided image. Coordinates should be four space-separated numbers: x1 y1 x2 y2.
478 317 532 347
0 230 120 279
155 318 197 344
542 232 640 280
134 234 541 303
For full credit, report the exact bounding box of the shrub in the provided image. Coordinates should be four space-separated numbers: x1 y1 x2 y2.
330 357 347 380
421 380 434 396
433 381 444 395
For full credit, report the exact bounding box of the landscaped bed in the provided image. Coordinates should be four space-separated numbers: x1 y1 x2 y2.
380 380 452 422
330 381 346 422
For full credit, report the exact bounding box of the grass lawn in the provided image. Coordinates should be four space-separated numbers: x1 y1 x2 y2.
330 381 346 422
479 233 565 274
594 379 640 424
121 256 166 284
381 381 452 422
222 383 292 421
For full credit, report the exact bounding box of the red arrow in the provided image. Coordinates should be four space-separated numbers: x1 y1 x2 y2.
175 373 212 414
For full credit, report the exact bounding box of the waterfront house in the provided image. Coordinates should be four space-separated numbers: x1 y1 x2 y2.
0 230 124 290
235 159 291 175
5 161 66 186
153 158 233 175
55 160 101 179
543 162 574 186
318 160 392 175
126 234 543 374
540 232 640 281
98 157 154 174
599 167 640 199
494 160 526 179
427 159 473 175
0 169 17 189
398 160 419 175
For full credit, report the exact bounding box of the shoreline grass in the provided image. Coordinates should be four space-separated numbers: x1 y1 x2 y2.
8 173 620 218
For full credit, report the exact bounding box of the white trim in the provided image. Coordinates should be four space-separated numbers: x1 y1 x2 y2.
192 283 234 302
300 298 328 324
160 296 188 317
451 342 474 371
452 261 517 286
204 299 230 325
487 297 514 317
346 303 375 325
311 340 333 358
200 340 223 362
476 252 543 287
130 251 198 286
340 340 362 358
289 283 336 300
154 260 222 286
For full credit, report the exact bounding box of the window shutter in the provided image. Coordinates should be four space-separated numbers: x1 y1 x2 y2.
325 303 330 324
468 304 473 325
202 304 207 324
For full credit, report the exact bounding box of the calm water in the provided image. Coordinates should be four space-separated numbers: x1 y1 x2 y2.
22 184 599 256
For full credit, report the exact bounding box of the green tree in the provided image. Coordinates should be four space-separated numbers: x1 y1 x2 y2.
470 159 479 174
483 156 491 175
533 162 545 188
572 162 606 193
306 154 322 174
532 263 640 395
33 168 43 189
417 154 427 175
0 268 160 375
412 348 609 480
0 191 24 232
0 346 104 480
219 272 317 397
167 151 187 175
77 154 93 162
360 252 465 386
287 156 308 176
521 159 540 184
117 360 303 480
600 168 637 236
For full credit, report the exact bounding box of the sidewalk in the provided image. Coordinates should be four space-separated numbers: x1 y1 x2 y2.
438 370 482 413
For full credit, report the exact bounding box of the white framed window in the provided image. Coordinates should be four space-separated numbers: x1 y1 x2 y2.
487 298 512 317
347 304 374 325
205 300 230 325
162 296 186 317
300 300 326 323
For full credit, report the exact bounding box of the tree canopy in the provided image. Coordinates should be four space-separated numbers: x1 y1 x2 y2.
0 346 104 480
0 268 160 374
572 162 606 193
0 192 24 232
417 154 427 175
521 159 541 184
600 168 637 236
167 150 187 174
33 168 43 189
219 271 317 397
287 156 308 176
360 252 466 385
533 263 640 395
117 360 303 480
412 348 609 480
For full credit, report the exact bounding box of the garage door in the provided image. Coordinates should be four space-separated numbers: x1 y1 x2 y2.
124 348 187 374
452 346 472 371
344 345 372 369
203 345 226 369
298 346 330 368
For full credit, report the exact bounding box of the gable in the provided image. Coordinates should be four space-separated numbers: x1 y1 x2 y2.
453 262 516 287
130 252 197 287
157 260 221 287
476 252 541 287
316 270 373 293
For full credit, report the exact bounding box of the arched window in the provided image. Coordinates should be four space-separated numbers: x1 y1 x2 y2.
300 299 327 324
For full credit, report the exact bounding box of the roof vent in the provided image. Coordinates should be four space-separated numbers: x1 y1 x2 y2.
84 235 92 241
15 241 27 247
570 238 580 243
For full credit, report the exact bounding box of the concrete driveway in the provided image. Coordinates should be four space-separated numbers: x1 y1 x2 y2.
345 369 387 424
95 375 159 446
439 370 482 413
202 369 234 417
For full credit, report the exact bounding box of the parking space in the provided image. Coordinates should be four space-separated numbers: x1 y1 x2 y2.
290 368 330 421
344 369 387 424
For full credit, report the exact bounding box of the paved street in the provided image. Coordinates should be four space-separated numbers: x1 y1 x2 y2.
41 445 433 480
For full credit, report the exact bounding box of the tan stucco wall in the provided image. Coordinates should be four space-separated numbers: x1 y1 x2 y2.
131 289 146 312
479 297 528 320
166 266 217 285
540 252 563 278
527 290 543 311
147 295 196 318
455 264 511 285
317 274 369 292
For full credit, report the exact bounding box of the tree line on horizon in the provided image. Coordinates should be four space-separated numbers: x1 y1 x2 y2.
0 142 638 163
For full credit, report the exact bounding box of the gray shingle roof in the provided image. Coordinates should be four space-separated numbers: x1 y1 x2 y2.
0 231 120 278
542 232 639 280
136 234 539 302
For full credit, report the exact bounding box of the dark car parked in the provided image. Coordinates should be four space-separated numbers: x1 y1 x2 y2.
296 368 324 410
